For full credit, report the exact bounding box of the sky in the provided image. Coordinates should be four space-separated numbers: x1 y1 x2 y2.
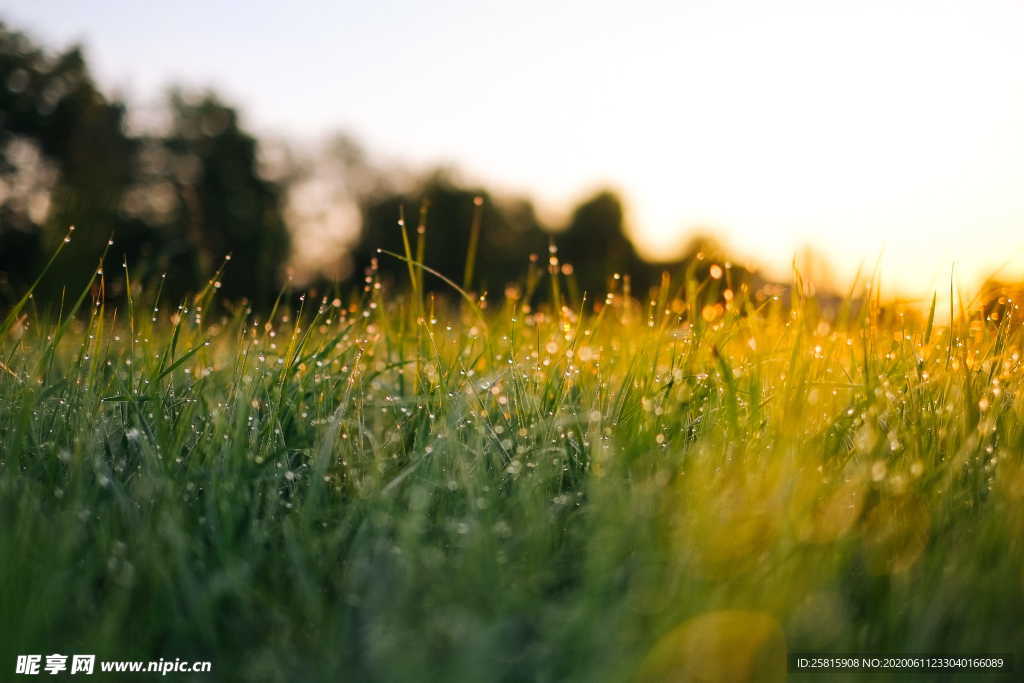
5 0 1024 298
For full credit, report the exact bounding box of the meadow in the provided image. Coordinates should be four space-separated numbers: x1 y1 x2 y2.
2 229 1023 682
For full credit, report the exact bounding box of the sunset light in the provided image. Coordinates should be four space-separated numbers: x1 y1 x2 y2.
8 0 1024 295
4 2 1024 679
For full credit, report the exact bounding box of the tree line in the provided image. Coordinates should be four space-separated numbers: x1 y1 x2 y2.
1 21 757 310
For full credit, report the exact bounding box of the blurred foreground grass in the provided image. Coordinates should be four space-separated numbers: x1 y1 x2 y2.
1 234 1023 681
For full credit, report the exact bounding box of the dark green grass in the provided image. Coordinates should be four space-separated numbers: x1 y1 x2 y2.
1 238 1023 681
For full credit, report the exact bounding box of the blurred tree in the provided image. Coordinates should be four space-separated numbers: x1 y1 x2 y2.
1 21 290 307
352 170 547 294
155 90 290 304
553 190 650 296
283 132 392 286
0 22 138 296
978 278 1024 323
1 22 59 288
1 19 768 312
674 233 732 279
668 233 758 309
349 184 763 307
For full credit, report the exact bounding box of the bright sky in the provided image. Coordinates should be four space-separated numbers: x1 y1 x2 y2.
6 0 1024 297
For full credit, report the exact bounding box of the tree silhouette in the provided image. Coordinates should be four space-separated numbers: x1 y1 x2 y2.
0 23 136 295
0 19 768 313
1 22 291 306
554 190 649 296
155 90 289 304
352 170 547 294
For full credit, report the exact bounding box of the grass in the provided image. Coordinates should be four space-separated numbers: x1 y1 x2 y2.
2 231 1023 682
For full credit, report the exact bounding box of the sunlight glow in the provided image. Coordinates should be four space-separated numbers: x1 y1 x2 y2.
9 0 1024 296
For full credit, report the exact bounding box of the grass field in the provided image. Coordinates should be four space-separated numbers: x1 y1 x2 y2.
2 233 1023 681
